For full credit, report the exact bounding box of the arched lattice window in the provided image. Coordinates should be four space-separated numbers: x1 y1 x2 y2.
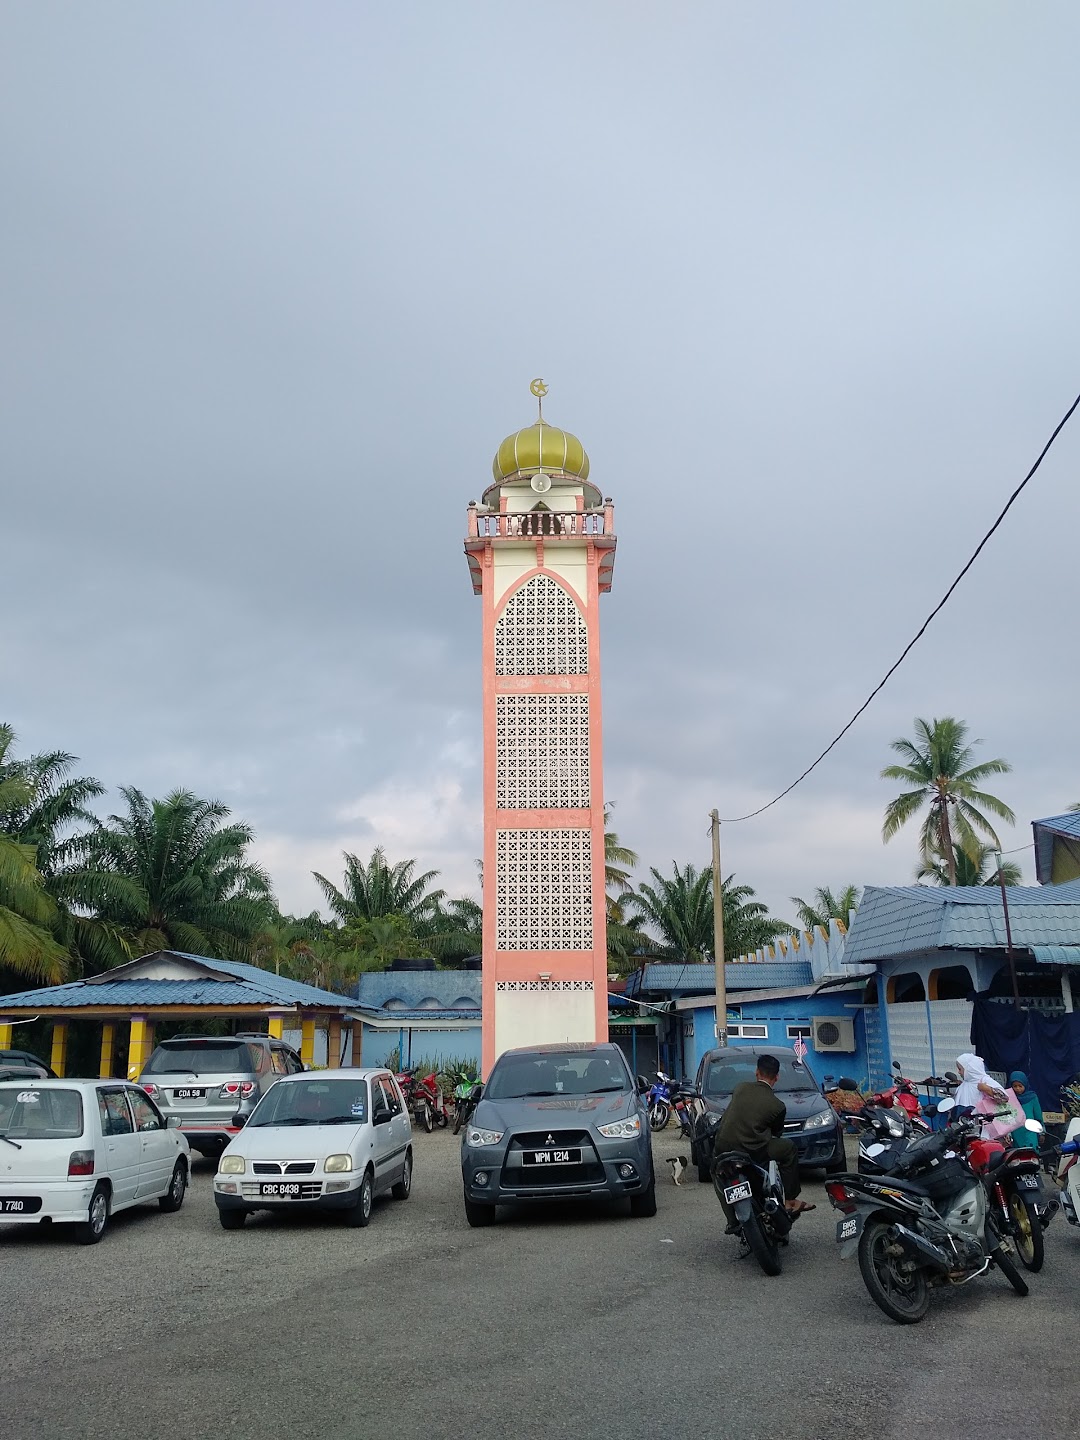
494 575 588 676
495 827 593 952
496 694 590 810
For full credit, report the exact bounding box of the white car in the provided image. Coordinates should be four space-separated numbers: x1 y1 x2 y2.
213 1068 412 1229
0 1078 190 1244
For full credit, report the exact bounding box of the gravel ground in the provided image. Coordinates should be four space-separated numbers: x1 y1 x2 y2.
2 1128 1078 1440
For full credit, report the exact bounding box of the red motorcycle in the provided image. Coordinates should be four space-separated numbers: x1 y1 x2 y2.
395 1068 450 1132
962 1125 1049 1271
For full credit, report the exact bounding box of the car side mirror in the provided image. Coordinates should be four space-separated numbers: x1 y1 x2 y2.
166 1115 182 1130
231 1112 247 1129
374 1108 392 1126
636 1075 650 1094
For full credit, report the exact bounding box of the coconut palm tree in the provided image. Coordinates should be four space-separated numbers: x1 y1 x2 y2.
917 844 1022 888
81 788 275 962
790 885 861 931
603 805 639 898
881 716 1015 885
623 863 789 963
0 741 70 983
313 847 445 926
0 728 104 876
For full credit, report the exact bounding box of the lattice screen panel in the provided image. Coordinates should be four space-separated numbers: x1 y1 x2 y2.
495 827 593 951
496 694 590 809
494 575 588 676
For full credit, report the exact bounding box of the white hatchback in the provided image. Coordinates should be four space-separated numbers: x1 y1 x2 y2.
213 1068 412 1229
0 1078 191 1244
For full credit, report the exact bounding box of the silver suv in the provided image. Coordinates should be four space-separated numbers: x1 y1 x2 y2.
138 1033 303 1157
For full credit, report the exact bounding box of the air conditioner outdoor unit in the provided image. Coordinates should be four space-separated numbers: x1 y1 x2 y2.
812 1015 855 1053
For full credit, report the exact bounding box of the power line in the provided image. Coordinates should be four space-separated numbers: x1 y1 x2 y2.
720 388 1080 824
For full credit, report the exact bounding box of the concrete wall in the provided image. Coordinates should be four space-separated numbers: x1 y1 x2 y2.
361 1024 482 1073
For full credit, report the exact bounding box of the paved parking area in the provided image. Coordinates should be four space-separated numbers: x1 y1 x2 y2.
3 1128 1079 1440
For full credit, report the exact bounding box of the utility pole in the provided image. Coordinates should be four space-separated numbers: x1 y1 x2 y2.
710 809 727 1048
994 851 1021 1011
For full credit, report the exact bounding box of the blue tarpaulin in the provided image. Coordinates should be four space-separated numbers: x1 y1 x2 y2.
970 997 1080 1111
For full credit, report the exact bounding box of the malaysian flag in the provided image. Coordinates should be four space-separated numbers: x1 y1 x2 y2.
793 1034 808 1062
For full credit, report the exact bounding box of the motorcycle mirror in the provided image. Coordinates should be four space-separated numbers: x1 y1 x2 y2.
866 1142 886 1157
1025 1119 1044 1134
936 1097 956 1113
944 1071 959 1084
892 1061 902 1072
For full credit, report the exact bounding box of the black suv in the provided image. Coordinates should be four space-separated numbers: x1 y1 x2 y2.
690 1045 846 1181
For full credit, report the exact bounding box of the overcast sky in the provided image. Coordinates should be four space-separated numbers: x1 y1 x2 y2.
3 4 1078 932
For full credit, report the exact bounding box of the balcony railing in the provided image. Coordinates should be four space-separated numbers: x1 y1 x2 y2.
468 508 611 540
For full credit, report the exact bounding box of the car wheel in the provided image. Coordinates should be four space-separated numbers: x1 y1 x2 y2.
391 1150 412 1201
158 1160 188 1212
218 1207 247 1230
464 1194 496 1227
629 1173 657 1218
74 1184 110 1245
344 1170 374 1227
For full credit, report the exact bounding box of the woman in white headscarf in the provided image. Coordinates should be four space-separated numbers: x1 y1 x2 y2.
955 1053 1007 1110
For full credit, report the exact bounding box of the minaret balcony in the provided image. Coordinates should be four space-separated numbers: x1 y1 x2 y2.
464 502 617 595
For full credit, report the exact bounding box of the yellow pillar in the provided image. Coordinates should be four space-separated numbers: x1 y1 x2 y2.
327 1018 342 1069
99 1023 116 1078
300 1016 316 1068
268 1015 285 1040
127 1016 154 1079
0 1022 12 1050
50 1021 69 1077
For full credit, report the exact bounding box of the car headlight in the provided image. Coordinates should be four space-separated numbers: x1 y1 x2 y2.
597 1117 642 1139
324 1154 353 1173
804 1110 836 1131
466 1127 504 1147
219 1154 245 1174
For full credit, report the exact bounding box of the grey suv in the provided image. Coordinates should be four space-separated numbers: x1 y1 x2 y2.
138 1034 303 1157
461 1042 656 1226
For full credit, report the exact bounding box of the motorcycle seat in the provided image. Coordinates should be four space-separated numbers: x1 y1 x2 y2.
713 1149 758 1167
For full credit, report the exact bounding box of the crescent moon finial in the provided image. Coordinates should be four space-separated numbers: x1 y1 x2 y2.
529 376 548 420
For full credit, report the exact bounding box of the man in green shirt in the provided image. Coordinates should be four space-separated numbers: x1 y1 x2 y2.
711 1054 814 1224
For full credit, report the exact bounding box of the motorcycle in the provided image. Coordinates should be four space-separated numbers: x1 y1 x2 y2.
962 1119 1053 1272
711 1139 795 1277
889 1061 928 1131
396 1068 450 1132
826 1099 1035 1324
447 1071 481 1136
644 1071 682 1132
1056 1116 1080 1230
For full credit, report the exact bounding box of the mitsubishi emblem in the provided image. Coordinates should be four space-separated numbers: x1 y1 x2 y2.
546 1134 554 1145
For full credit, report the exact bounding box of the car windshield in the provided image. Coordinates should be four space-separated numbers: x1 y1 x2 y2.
704 1056 819 1096
143 1041 254 1076
0 1087 84 1139
485 1052 631 1100
247 1079 368 1127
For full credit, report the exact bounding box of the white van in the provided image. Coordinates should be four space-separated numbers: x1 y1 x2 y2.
0 1079 191 1244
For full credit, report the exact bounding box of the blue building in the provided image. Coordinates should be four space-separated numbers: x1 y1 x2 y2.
353 968 482 1073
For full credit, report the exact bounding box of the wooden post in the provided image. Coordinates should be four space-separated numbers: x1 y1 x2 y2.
327 1018 342 1069
350 1023 363 1067
710 810 727 1049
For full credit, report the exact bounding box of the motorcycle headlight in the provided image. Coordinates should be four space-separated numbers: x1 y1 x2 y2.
219 1154 245 1174
885 1115 905 1138
597 1117 642 1139
324 1154 353 1173
804 1110 835 1131
466 1127 504 1147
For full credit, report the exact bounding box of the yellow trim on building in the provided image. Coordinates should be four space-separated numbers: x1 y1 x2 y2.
268 1016 285 1039
50 1021 69 1077
301 1016 316 1067
0 1023 12 1050
127 1016 155 1079
99 1022 115 1078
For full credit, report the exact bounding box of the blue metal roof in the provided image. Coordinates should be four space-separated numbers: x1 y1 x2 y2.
1029 946 1080 966
625 961 813 998
0 952 356 1013
1033 812 1080 884
844 882 1080 966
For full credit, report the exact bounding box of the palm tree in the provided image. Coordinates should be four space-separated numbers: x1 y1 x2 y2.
603 804 639 899
313 847 445 926
881 716 1015 885
0 738 70 983
917 844 1022 888
81 788 275 962
0 728 104 876
790 885 861 931
623 863 789 963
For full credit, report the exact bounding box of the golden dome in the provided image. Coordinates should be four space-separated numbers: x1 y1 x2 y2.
492 419 590 482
